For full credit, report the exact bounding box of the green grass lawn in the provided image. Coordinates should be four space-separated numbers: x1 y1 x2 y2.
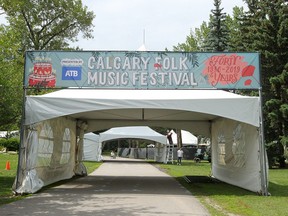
1 154 288 216
0 153 24 205
156 160 288 216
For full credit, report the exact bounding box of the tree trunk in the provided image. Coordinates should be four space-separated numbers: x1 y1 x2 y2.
176 129 182 148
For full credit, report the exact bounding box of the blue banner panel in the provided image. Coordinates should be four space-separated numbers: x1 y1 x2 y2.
62 66 82 80
24 51 260 89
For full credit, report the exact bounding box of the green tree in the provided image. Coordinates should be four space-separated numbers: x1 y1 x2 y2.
0 0 95 50
203 0 229 51
173 6 244 53
0 25 23 131
225 6 246 51
0 0 95 131
240 0 288 162
173 22 209 51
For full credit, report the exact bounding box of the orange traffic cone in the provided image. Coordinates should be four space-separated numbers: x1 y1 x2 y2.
5 161 10 170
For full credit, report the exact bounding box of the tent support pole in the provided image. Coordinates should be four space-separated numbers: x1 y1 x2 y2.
258 88 269 196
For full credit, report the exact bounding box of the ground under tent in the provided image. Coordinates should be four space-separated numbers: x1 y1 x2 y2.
14 89 268 195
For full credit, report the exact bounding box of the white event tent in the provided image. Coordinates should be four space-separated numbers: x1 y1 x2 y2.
82 132 102 162
14 89 268 195
169 130 198 146
99 126 167 162
83 127 166 162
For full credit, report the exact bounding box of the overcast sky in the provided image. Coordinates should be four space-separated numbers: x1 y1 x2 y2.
75 0 246 51
0 0 246 51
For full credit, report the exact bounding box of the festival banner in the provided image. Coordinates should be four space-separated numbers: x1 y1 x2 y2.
24 51 260 89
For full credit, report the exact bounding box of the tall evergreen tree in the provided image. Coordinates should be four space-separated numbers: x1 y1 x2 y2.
225 6 246 51
240 0 288 160
203 0 229 51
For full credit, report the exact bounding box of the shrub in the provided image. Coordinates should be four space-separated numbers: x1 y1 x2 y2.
0 138 20 151
266 141 284 168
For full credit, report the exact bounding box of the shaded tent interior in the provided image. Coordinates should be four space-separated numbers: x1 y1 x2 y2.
83 126 168 162
83 127 199 163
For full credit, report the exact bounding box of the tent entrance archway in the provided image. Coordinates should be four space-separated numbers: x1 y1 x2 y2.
17 50 267 195
14 89 267 195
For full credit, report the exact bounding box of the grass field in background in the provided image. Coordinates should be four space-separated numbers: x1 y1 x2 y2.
1 154 288 216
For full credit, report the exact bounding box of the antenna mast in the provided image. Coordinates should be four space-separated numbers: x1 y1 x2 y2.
143 29 146 45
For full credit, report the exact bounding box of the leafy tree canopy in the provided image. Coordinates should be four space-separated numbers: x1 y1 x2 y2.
0 0 95 50
0 0 95 131
173 22 209 52
0 25 23 130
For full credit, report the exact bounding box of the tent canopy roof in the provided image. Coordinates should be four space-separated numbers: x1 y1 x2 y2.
25 89 260 132
99 126 167 145
84 132 99 142
170 130 198 145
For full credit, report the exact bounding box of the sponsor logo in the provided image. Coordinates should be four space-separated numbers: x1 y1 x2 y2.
61 59 83 81
62 66 82 80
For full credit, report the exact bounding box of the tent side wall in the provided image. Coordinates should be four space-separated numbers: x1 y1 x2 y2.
211 118 262 193
14 117 77 194
83 133 102 161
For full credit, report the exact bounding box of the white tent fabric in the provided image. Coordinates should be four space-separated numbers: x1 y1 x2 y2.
15 89 268 195
211 118 263 192
25 89 259 127
137 44 147 51
24 89 259 136
99 126 167 145
170 130 198 145
15 117 76 194
83 133 102 161
15 130 43 193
